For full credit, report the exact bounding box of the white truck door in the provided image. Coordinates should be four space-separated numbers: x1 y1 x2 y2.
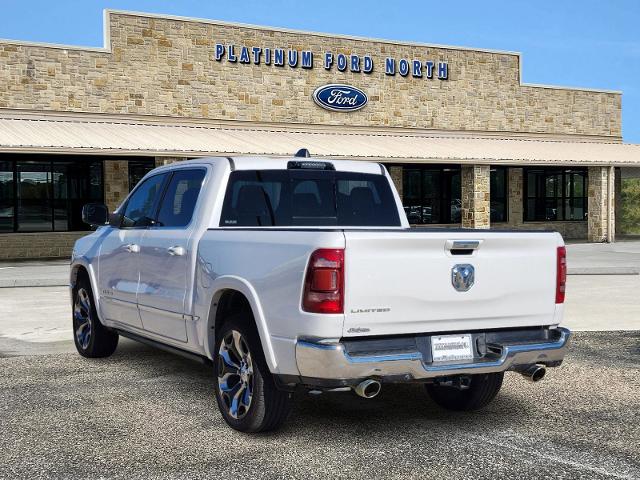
136 168 206 342
97 172 168 329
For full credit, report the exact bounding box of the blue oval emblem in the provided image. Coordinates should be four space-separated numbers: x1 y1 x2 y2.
312 84 368 112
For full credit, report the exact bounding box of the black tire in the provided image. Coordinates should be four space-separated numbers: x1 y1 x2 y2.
426 373 504 411
72 275 119 358
213 312 293 433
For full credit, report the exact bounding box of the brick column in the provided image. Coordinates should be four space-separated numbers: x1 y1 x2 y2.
588 166 615 242
507 167 524 226
388 166 403 201
104 160 129 212
155 156 185 167
461 165 490 229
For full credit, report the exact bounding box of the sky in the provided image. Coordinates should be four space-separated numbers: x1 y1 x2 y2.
1 0 638 142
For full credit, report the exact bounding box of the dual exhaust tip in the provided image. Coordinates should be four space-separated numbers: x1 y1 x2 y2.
354 379 382 399
352 366 545 399
519 364 546 382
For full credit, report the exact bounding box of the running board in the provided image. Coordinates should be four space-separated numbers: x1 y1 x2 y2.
115 329 211 365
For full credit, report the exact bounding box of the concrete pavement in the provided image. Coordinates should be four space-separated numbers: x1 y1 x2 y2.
0 332 638 479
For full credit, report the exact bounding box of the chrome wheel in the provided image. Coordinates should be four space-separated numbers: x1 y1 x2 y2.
74 288 92 350
217 330 254 420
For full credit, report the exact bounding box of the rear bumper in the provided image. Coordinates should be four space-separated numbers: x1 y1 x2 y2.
294 327 570 386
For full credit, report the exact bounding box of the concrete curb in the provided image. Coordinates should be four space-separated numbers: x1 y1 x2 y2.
0 279 69 288
568 267 640 276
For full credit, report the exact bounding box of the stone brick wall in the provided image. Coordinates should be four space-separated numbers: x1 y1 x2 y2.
461 165 490 229
587 166 615 242
388 166 403 200
0 11 621 138
0 232 87 259
104 160 129 211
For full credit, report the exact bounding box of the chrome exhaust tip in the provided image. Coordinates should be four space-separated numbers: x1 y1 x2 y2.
520 365 546 382
354 379 381 399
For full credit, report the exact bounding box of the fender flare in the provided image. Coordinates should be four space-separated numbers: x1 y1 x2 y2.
70 257 106 325
206 275 278 373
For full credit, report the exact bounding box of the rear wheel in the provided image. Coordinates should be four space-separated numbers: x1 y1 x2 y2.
214 313 292 432
426 373 504 411
73 275 118 358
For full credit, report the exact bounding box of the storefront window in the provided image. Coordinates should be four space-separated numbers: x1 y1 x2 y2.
401 166 461 224
524 168 587 221
490 167 508 223
0 155 105 232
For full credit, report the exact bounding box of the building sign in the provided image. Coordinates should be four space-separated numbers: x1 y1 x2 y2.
313 84 368 112
214 43 449 80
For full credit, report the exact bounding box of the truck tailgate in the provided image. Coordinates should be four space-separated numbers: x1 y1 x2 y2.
342 230 562 337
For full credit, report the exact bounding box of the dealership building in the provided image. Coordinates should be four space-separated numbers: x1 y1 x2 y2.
0 10 639 259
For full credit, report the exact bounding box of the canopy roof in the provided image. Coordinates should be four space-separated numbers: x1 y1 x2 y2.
0 111 638 166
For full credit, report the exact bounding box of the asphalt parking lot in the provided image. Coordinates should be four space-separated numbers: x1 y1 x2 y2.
1 332 639 480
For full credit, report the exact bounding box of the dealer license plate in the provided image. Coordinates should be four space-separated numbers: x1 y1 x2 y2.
431 334 474 362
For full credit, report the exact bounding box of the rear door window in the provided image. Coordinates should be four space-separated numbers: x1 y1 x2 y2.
220 170 400 227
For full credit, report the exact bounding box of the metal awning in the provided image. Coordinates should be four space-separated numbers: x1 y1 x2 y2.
0 113 639 166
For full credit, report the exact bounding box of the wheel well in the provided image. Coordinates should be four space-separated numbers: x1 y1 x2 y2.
71 265 89 290
209 289 254 354
213 290 252 333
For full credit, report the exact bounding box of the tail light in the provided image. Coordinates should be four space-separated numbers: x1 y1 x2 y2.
302 249 344 314
556 246 567 304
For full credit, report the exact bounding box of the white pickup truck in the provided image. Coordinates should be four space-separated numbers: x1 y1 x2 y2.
71 155 570 432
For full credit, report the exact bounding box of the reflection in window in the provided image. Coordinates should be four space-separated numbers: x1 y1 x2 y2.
401 166 461 224
17 162 52 232
524 168 588 221
490 167 508 223
122 174 166 227
156 169 205 228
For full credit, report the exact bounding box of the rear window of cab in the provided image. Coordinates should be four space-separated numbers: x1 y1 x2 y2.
220 170 401 227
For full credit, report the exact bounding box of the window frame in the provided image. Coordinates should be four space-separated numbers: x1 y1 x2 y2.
523 167 588 222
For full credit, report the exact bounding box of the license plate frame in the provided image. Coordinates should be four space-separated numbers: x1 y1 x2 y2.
431 334 474 363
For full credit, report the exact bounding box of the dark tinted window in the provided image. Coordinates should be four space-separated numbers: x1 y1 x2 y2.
401 166 461 224
524 168 587 221
490 167 508 223
0 161 13 232
122 174 166 227
156 169 205 227
220 170 401 227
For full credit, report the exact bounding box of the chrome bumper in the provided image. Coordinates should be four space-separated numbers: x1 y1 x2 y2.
295 327 571 383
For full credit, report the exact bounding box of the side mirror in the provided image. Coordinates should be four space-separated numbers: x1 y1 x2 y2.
82 203 109 227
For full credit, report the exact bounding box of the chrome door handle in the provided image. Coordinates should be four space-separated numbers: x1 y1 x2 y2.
167 246 186 256
123 243 140 253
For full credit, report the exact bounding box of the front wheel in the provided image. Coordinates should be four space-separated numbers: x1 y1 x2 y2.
73 276 118 358
214 313 292 433
426 373 504 411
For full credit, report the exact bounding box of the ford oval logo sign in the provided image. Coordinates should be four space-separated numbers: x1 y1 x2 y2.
312 84 368 112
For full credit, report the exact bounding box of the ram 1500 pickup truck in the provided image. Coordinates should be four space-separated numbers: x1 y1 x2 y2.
71 155 570 432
